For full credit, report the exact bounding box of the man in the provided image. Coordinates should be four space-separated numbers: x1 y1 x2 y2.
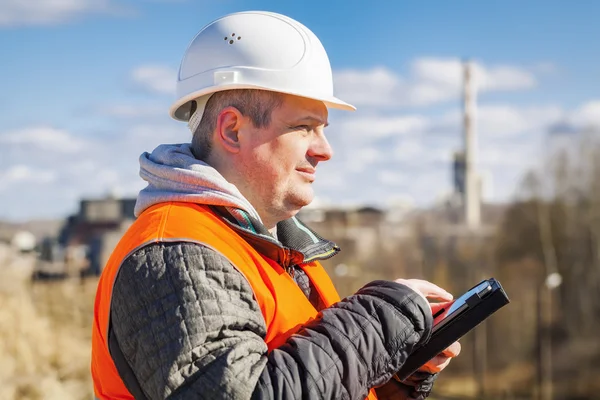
91 11 460 400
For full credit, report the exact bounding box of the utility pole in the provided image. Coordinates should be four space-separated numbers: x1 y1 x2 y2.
538 199 560 400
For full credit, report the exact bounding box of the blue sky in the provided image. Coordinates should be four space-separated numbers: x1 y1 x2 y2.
1 0 599 221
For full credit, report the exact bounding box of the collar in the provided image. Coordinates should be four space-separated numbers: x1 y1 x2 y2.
209 206 340 269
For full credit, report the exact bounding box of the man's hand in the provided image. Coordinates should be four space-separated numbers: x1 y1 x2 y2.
419 341 461 373
421 301 461 373
394 279 453 303
394 281 461 374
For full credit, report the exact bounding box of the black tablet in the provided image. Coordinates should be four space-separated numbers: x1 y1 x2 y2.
395 278 510 381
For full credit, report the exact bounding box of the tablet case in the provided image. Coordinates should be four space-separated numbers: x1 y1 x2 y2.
395 278 510 381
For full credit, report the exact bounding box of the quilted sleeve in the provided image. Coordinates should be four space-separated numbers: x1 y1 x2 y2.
109 242 433 400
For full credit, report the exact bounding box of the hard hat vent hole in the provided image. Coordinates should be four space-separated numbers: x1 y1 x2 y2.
224 33 242 45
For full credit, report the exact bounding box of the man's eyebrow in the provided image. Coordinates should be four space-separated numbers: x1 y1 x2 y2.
295 116 329 127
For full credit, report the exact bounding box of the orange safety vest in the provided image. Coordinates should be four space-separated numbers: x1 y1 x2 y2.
91 201 378 399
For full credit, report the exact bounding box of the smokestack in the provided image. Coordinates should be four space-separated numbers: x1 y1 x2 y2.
463 60 481 228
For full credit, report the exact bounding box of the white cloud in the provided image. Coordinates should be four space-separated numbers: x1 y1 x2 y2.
0 0 126 27
545 99 600 137
474 65 536 91
130 65 177 95
338 115 429 142
438 104 565 139
334 58 538 109
0 0 188 27
100 104 167 119
477 105 564 137
479 142 540 169
321 101 564 208
412 58 536 94
393 139 425 163
571 101 600 128
345 146 383 173
530 62 559 76
0 165 57 190
377 170 407 186
393 138 451 165
0 122 186 219
316 98 576 209
3 71 595 223
334 67 402 107
0 126 87 153
358 147 381 164
123 123 187 148
411 58 463 87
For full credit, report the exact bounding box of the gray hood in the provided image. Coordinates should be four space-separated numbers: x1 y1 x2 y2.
135 143 262 228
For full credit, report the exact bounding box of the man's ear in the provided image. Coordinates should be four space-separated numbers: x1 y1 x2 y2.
215 106 245 154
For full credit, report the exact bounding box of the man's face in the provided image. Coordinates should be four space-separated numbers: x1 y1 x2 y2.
236 94 332 225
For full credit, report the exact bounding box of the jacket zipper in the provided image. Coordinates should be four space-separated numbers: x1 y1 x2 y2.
282 248 296 278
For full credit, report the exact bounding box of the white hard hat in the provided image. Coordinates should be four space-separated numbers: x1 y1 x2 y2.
169 11 355 122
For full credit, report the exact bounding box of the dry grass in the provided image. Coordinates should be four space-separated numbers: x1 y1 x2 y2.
1 252 598 399
0 254 98 400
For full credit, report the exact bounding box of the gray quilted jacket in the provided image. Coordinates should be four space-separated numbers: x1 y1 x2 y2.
107 144 438 399
108 206 437 400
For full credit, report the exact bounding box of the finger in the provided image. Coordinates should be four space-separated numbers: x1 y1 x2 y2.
441 341 461 358
430 301 453 313
431 301 455 323
412 280 453 301
394 279 428 303
420 355 451 373
425 291 453 302
394 279 453 303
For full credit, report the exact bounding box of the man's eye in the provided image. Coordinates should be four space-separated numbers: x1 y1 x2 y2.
296 125 311 131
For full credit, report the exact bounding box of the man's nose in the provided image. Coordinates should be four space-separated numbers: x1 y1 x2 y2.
308 132 333 162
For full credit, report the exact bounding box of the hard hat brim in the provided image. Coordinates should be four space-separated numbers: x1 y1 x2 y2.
169 85 356 122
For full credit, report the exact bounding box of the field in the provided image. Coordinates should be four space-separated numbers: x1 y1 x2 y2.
0 255 97 400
